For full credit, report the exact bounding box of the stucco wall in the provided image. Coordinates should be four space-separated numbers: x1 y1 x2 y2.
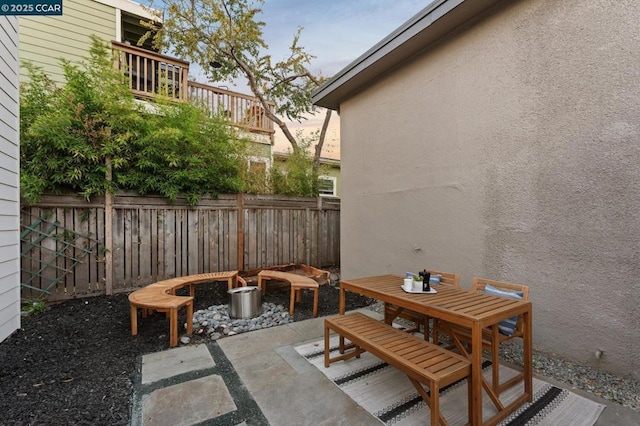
0 16 21 342
339 0 639 379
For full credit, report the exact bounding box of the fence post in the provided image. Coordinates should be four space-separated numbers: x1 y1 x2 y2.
237 193 244 272
305 207 311 265
105 157 114 295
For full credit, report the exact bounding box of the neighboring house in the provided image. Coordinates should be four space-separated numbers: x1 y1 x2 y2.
313 0 639 380
272 152 340 197
19 0 158 86
318 158 340 198
19 0 275 146
0 16 21 342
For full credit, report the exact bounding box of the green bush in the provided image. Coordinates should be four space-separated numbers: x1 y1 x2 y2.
20 36 243 206
267 136 324 197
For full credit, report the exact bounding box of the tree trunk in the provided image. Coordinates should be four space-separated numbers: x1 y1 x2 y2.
313 109 333 176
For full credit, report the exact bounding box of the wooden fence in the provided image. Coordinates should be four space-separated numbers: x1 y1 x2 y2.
20 193 340 301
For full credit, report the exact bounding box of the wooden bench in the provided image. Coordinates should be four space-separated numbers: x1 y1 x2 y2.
257 270 319 316
162 271 240 297
129 287 193 348
128 271 242 347
325 313 471 426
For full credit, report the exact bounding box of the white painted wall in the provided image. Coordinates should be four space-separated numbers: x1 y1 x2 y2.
339 0 640 379
0 16 21 342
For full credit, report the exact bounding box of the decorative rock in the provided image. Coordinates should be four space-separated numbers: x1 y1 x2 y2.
190 302 294 340
180 336 190 345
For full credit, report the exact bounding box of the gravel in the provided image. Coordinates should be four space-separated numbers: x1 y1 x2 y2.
367 300 640 412
190 302 294 340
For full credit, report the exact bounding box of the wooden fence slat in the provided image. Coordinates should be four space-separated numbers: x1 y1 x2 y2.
112 208 124 291
138 208 152 285
97 207 105 290
73 208 89 295
187 209 199 274
164 210 176 278
200 210 208 272
228 209 237 271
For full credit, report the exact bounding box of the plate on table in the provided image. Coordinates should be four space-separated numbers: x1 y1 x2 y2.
401 285 437 294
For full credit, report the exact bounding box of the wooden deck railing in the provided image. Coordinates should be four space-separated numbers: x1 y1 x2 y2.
188 81 275 134
112 41 275 135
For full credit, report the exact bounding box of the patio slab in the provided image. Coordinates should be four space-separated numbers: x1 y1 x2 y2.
141 375 235 426
141 344 215 385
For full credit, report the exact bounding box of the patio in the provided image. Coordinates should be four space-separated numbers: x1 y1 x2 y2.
131 308 640 425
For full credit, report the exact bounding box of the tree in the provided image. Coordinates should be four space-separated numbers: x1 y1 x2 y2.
144 0 332 170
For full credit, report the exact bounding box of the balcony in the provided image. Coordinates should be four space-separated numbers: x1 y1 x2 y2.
112 41 275 135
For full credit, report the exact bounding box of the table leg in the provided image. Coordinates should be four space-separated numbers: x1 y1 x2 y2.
471 322 483 425
339 285 345 315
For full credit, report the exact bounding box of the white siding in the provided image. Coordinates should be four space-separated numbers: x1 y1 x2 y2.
0 16 21 342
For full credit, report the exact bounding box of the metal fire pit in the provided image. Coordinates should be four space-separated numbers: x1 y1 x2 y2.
228 286 262 319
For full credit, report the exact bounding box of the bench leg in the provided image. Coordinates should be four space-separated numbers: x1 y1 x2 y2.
324 321 365 367
410 378 446 426
289 287 296 315
186 300 193 334
169 308 178 347
312 288 318 317
130 304 138 336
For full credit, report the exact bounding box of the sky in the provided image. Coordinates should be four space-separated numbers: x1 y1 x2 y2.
254 0 426 158
159 0 428 158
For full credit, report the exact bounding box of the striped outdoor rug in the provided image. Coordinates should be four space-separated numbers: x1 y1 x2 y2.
295 336 605 426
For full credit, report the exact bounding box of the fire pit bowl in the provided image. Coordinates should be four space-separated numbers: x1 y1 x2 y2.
228 286 262 319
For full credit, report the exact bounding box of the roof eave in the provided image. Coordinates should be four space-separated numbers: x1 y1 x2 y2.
312 0 502 110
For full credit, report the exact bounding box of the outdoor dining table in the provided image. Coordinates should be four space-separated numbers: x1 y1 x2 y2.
339 274 533 426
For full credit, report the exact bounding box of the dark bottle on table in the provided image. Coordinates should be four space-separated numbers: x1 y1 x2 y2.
419 270 431 292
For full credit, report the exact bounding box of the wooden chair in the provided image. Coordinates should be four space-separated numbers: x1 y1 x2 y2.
433 277 530 393
384 270 460 340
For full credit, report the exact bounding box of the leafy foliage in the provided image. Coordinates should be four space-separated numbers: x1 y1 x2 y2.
20 39 140 203
243 132 327 197
117 100 243 204
20 37 243 206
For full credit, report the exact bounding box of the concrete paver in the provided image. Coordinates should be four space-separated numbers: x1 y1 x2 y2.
142 375 236 426
141 344 215 385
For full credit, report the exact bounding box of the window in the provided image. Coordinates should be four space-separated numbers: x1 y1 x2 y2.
318 176 337 197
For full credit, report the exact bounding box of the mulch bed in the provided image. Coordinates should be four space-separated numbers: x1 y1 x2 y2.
0 278 373 425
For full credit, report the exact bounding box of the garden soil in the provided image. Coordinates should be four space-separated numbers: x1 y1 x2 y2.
0 274 372 425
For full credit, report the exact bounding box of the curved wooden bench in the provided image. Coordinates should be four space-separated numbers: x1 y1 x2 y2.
129 271 242 347
129 288 193 348
257 270 319 317
162 271 240 297
325 313 471 426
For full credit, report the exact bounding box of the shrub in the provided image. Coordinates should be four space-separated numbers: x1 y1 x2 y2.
20 36 243 206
